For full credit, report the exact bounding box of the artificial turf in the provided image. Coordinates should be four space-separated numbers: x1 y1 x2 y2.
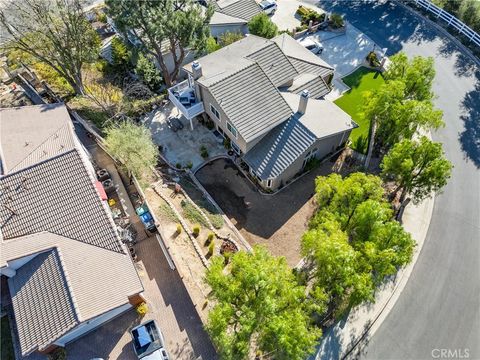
334 66 385 154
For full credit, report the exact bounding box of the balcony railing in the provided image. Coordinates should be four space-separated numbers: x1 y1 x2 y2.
168 80 204 120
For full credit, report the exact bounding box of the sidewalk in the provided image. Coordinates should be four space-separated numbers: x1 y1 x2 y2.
314 194 435 359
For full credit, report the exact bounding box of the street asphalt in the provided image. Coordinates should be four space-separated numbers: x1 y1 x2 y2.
304 0 480 359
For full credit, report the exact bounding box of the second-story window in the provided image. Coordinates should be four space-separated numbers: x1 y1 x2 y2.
227 122 237 138
210 104 220 120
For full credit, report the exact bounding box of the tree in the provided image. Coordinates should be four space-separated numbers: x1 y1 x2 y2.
205 36 221 54
105 0 213 86
111 36 130 70
375 99 444 150
361 80 405 167
381 136 453 204
303 173 416 319
0 0 100 95
104 121 158 178
205 246 322 360
384 52 436 101
248 13 278 39
135 53 163 91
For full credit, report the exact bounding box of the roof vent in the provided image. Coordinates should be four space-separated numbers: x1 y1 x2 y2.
298 89 310 115
192 61 203 80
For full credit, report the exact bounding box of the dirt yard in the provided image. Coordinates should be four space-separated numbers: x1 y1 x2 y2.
195 154 357 267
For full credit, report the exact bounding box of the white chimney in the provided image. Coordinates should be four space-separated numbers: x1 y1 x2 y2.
298 89 309 115
192 61 203 80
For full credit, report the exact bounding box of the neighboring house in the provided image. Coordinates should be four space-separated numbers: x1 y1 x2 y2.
0 104 144 357
209 0 262 38
168 34 357 190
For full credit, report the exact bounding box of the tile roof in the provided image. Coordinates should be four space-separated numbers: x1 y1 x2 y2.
287 73 331 99
8 249 79 355
0 149 124 253
243 116 317 180
212 0 262 21
247 42 298 87
0 103 76 175
209 63 293 142
244 93 356 179
288 57 333 78
2 232 142 332
210 11 247 26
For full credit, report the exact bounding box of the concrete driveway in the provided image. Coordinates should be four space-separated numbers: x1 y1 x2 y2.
142 104 225 169
309 0 480 359
271 0 321 31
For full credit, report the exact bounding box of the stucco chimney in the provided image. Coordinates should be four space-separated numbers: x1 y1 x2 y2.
298 89 309 115
192 61 203 80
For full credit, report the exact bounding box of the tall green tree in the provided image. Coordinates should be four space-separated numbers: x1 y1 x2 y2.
104 121 158 178
0 0 100 95
384 52 436 101
105 0 213 86
205 246 322 360
248 13 279 39
381 136 453 204
135 53 163 91
111 36 130 70
375 99 444 150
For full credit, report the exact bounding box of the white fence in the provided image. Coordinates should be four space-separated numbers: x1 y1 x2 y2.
407 0 480 47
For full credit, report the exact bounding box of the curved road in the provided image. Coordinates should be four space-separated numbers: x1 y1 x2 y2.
305 1 480 359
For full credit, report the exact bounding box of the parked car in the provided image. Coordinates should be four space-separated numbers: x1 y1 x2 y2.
130 320 169 360
259 0 277 15
166 116 184 132
298 38 324 54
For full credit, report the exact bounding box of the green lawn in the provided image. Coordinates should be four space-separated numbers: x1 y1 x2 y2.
1 316 15 360
334 67 385 154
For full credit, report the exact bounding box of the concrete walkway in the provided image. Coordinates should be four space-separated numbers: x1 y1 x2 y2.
314 192 435 360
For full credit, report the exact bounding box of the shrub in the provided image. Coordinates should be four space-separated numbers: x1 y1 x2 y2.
205 232 215 245
223 137 231 149
296 5 310 17
206 36 221 54
200 145 209 159
366 51 380 67
208 213 224 229
136 302 148 316
193 224 201 237
186 161 193 169
207 240 215 257
218 31 244 47
248 13 278 39
176 163 182 169
223 251 232 265
329 13 345 28
295 24 309 32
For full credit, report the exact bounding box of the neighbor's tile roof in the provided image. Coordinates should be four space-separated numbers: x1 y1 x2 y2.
0 103 76 175
2 232 143 340
210 11 248 26
243 116 317 180
0 149 124 253
209 63 293 142
8 249 79 355
247 42 298 87
212 0 262 21
288 57 333 78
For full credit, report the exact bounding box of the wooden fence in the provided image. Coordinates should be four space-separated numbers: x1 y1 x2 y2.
406 0 480 47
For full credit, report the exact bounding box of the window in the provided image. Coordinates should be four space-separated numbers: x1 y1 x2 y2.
210 104 220 120
227 122 237 138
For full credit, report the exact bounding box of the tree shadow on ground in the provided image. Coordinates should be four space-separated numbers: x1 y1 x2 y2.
459 70 480 168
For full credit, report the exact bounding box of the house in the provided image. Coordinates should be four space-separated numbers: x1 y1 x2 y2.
209 0 262 38
0 104 144 357
168 34 357 190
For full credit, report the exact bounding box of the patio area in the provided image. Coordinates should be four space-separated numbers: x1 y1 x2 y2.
142 104 226 169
